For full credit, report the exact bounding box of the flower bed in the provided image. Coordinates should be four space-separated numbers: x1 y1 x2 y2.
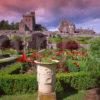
16 49 90 73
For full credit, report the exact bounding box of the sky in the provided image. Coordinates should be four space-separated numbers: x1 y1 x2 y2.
0 0 100 33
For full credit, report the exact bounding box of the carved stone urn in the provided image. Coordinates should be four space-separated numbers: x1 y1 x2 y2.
34 60 59 100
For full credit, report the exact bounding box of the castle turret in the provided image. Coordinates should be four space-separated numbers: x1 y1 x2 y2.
19 11 36 33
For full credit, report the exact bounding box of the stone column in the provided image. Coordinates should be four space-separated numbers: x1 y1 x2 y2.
35 61 58 100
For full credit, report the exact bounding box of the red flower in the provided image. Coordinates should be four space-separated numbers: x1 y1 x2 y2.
17 53 30 62
73 62 80 67
56 52 61 56
51 56 56 60
30 52 43 59
56 50 64 56
64 67 69 72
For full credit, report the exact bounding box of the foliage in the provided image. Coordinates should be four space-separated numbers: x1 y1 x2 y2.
74 36 92 44
0 20 19 30
35 24 47 31
56 72 100 92
0 49 17 55
48 37 63 43
17 49 89 72
85 56 100 73
0 62 22 75
90 37 100 58
0 74 37 95
11 35 22 41
65 50 88 72
0 71 99 95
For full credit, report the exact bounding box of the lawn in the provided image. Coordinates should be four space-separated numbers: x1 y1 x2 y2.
62 91 85 100
0 91 85 100
0 93 37 100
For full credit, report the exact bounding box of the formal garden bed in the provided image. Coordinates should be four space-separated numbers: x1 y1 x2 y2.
0 36 100 100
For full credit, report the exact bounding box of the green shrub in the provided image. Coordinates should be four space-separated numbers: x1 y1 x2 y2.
0 62 22 74
75 36 92 44
90 37 100 58
0 71 99 95
55 72 100 92
66 59 80 72
0 74 37 95
48 37 62 43
0 49 17 55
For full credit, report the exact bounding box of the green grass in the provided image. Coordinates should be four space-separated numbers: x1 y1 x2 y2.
0 93 37 100
0 91 85 100
48 37 63 43
62 91 85 100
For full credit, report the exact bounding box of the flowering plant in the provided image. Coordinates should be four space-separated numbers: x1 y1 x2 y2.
31 49 66 64
17 49 88 73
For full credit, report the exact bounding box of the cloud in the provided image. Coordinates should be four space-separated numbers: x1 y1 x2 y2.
0 0 100 32
76 18 100 33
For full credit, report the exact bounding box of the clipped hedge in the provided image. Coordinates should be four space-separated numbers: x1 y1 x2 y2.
55 72 100 92
0 74 37 95
0 62 22 75
0 56 18 69
0 71 100 95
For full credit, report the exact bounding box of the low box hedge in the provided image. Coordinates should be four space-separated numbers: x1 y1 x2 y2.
55 71 100 92
0 62 22 75
0 71 99 95
0 74 37 95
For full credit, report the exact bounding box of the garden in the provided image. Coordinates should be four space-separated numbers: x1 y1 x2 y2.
0 35 100 100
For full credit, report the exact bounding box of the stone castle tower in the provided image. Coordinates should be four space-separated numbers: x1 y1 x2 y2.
19 11 36 33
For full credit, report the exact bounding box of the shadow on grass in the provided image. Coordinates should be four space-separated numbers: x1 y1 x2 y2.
56 81 78 100
0 89 5 97
56 89 78 100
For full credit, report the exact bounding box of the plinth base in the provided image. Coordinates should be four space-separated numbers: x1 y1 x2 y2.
38 92 56 100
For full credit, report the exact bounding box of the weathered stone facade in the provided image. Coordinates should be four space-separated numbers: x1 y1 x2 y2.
58 19 95 35
59 20 75 34
19 11 36 33
76 29 95 35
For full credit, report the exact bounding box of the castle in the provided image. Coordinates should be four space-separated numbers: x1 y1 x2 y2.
19 12 36 33
0 11 99 51
58 20 95 35
59 20 76 34
0 11 96 36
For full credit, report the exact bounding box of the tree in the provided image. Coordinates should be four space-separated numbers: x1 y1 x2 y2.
0 20 19 30
0 20 10 30
35 24 47 31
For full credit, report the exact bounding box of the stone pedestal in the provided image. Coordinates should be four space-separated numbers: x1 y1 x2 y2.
35 60 58 100
38 92 56 100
